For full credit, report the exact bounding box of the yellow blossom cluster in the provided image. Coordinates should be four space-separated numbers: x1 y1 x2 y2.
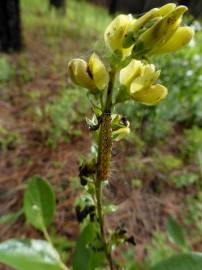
68 3 194 107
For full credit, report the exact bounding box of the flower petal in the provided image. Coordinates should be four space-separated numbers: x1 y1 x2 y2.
142 64 161 87
129 8 159 32
123 8 159 49
152 26 194 54
131 84 168 105
112 127 130 141
129 64 161 93
88 53 109 90
119 60 143 87
157 3 176 16
104 14 132 51
149 5 188 48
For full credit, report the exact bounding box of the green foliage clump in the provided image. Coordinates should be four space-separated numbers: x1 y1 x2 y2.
171 171 199 188
182 126 202 158
147 216 189 268
153 152 183 172
185 192 202 234
36 88 89 145
0 125 20 151
146 231 176 267
0 57 15 83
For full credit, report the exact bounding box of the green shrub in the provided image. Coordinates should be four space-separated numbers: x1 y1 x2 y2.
153 152 183 173
0 125 20 151
37 88 89 145
185 192 202 234
0 57 15 83
182 126 202 158
171 171 199 188
146 231 176 267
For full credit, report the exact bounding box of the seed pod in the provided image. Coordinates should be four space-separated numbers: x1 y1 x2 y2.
126 235 136 246
75 205 87 223
79 159 96 177
80 176 88 186
75 205 95 223
120 116 130 127
90 212 96 222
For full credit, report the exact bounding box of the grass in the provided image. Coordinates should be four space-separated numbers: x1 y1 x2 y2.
21 0 110 35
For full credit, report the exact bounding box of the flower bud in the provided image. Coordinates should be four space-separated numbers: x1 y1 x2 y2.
132 5 189 58
122 8 160 49
105 3 194 60
104 14 133 56
120 60 167 106
68 58 96 91
68 53 109 92
122 16 162 49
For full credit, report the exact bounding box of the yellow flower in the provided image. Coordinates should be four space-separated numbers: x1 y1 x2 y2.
104 3 193 59
157 3 176 16
151 26 194 54
120 60 167 105
68 53 109 93
123 4 177 48
112 127 130 141
131 5 194 58
104 14 133 57
68 58 96 91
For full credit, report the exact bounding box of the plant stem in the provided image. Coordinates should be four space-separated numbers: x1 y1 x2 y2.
95 69 116 270
95 180 114 270
43 228 70 270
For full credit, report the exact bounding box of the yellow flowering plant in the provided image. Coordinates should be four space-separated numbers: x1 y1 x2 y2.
0 3 197 270
67 3 194 270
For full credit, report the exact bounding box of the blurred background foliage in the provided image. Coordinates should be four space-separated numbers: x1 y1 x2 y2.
0 0 202 269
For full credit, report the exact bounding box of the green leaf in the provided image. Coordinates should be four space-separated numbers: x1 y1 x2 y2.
24 176 56 231
73 223 105 270
167 216 186 247
150 253 202 270
0 209 23 224
0 239 61 270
